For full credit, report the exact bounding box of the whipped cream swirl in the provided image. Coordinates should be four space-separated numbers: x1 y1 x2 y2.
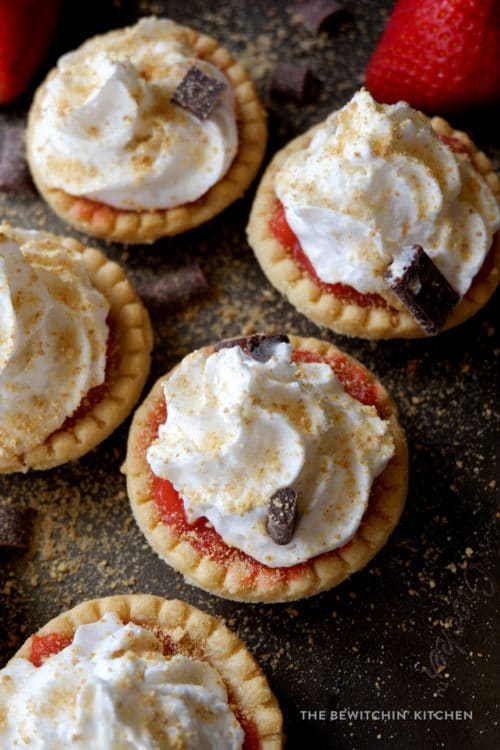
0 614 244 749
275 89 500 297
147 341 394 567
29 17 238 210
0 227 108 468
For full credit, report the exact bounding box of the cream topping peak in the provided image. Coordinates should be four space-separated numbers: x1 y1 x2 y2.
0 227 108 469
147 341 394 567
0 614 244 749
275 89 500 297
29 17 238 210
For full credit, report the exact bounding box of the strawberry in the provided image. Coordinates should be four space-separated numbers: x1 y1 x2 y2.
0 0 61 104
365 0 500 114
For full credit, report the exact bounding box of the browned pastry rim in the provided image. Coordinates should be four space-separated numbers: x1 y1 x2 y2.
0 228 153 472
124 335 408 603
26 24 267 244
247 116 500 339
11 594 283 749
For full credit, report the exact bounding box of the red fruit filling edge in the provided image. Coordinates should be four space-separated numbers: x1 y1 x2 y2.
29 633 73 667
29 629 260 749
269 200 387 309
150 348 382 588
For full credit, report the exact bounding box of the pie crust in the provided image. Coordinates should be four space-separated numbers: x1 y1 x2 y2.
0 229 153 472
124 335 408 603
247 116 500 339
26 24 268 244
11 594 283 749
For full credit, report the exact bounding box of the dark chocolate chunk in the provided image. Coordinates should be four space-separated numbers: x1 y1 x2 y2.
384 245 460 335
269 63 321 103
213 334 289 362
171 66 227 120
267 487 298 545
136 264 208 311
0 125 33 192
0 502 36 551
296 0 346 33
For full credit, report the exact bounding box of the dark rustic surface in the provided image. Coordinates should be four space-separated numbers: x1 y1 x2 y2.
0 2 498 749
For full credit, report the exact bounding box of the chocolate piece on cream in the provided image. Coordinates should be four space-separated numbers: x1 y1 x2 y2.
0 502 36 551
384 245 460 335
269 63 321 103
267 487 298 545
296 0 346 33
213 334 289 362
171 66 227 121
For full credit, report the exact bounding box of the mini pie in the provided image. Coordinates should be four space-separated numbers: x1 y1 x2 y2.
26 17 267 244
0 225 152 472
247 93 500 339
4 594 283 749
124 334 408 603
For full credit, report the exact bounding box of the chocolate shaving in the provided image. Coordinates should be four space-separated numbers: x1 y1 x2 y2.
267 487 298 545
214 334 289 362
136 264 208 311
0 125 33 192
384 245 460 335
269 63 321 103
296 0 346 33
0 502 36 551
171 66 227 120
